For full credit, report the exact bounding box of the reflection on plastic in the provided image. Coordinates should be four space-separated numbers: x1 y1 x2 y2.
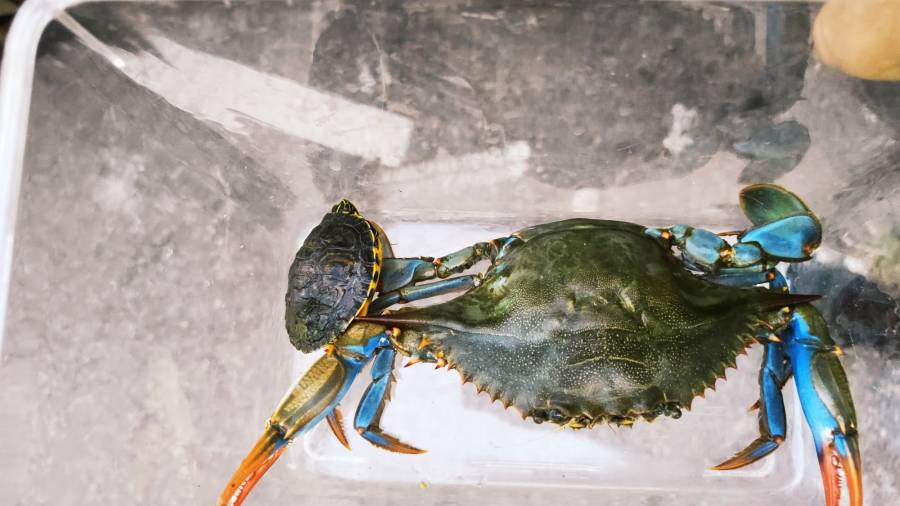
109 35 414 166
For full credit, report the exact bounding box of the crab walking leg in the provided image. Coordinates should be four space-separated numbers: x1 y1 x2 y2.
218 328 391 506
705 267 776 287
432 239 510 277
784 306 862 506
324 408 351 450
369 275 480 314
353 347 425 453
379 238 512 292
713 342 789 470
380 258 436 292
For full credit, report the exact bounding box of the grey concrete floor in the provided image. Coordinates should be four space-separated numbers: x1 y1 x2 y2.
1 1 897 505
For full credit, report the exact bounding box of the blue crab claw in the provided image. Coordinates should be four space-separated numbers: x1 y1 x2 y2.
738 185 822 260
739 215 821 261
739 184 814 227
218 353 362 506
786 307 862 506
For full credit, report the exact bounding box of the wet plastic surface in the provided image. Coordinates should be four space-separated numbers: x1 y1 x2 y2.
0 1 897 505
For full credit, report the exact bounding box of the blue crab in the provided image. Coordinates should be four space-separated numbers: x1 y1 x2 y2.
219 185 861 506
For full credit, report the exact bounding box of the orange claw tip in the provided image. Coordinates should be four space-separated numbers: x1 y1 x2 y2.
818 436 863 506
364 428 427 455
217 426 290 506
710 437 780 471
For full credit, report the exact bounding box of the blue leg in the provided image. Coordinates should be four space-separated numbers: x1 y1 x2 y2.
706 267 789 293
380 258 436 293
353 347 425 453
369 274 479 314
705 267 773 287
379 238 511 293
782 306 862 506
713 342 789 469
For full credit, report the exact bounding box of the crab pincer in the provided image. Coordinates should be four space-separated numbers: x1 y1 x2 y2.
218 344 361 506
786 307 862 506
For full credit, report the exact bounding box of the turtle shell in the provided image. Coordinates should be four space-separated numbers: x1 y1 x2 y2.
285 200 380 352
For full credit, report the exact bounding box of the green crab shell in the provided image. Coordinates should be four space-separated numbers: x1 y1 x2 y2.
285 203 380 352
387 220 814 426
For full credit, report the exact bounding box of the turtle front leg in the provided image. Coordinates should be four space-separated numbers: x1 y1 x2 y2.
713 341 789 470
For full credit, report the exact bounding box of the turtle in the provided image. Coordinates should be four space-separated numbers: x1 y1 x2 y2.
284 199 386 352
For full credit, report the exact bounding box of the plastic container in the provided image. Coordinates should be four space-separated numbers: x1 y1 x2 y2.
1 1 897 505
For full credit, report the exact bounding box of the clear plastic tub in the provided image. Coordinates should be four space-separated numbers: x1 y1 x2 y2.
0 1 897 505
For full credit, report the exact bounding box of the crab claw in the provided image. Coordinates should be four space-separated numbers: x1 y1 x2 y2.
218 353 360 506
739 184 815 227
804 351 862 506
815 427 862 506
738 184 822 260
218 424 290 506
785 306 862 506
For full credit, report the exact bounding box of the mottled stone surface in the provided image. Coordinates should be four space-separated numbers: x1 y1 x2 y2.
1 2 897 506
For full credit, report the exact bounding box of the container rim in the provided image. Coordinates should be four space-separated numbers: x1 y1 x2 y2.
0 0 251 351
0 0 82 353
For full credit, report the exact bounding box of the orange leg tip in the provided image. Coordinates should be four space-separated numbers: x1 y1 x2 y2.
326 409 351 451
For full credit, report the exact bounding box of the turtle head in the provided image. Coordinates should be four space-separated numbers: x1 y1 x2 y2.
331 199 361 216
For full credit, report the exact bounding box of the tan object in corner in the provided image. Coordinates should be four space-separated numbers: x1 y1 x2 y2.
813 0 900 81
